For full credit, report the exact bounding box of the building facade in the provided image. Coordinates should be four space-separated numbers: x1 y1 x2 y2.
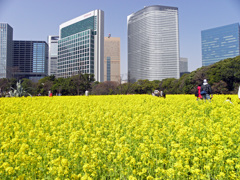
179 57 188 73
202 23 240 66
0 23 13 79
104 37 120 82
58 10 104 82
127 5 180 82
48 35 59 76
13 41 48 81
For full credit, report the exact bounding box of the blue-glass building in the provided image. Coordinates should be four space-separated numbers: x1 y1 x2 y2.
13 41 48 81
58 10 104 82
202 23 240 66
0 23 13 79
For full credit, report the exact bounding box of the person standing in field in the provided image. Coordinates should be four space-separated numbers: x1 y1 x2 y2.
49 90 53 97
195 84 202 100
201 79 212 101
160 91 166 98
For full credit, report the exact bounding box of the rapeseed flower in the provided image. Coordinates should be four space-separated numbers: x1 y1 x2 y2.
0 95 240 179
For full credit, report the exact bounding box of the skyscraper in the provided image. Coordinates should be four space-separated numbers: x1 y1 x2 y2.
13 41 48 81
179 57 188 73
202 23 240 66
48 35 59 76
58 10 104 82
179 57 189 77
0 23 13 79
127 5 180 82
104 37 120 82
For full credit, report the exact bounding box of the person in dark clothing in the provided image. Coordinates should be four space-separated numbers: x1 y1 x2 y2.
201 79 212 101
160 91 166 98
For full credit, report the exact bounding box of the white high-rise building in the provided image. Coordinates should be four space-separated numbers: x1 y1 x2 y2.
57 10 104 82
48 35 59 76
0 23 13 79
127 5 180 81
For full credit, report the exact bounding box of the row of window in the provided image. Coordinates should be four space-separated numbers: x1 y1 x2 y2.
61 19 94 39
58 48 92 56
58 61 93 66
59 40 91 49
58 68 94 74
58 69 94 77
59 35 90 44
59 45 93 51
58 56 94 63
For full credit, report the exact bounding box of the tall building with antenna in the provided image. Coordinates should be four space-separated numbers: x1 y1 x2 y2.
104 37 120 82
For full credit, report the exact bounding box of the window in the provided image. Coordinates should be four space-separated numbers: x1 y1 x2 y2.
107 57 111 81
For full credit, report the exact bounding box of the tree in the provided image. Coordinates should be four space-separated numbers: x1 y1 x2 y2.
21 78 36 95
116 74 125 94
9 78 17 90
118 72 137 94
160 78 178 94
135 79 158 94
211 80 228 94
207 56 240 92
52 77 64 95
119 82 137 94
71 73 95 95
92 81 119 95
37 76 55 95
56 77 74 95
0 78 10 92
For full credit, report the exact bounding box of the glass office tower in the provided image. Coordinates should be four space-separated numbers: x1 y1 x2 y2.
13 41 48 81
202 23 240 66
48 35 59 76
0 23 13 79
128 5 180 81
58 10 104 82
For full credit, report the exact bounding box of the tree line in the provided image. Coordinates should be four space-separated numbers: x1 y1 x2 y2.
0 55 239 96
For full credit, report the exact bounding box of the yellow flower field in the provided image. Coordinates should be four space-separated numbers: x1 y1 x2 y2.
0 95 240 179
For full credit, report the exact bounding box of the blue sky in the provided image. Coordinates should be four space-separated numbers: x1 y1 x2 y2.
0 0 240 78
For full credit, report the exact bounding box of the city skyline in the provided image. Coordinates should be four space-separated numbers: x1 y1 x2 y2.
0 0 240 80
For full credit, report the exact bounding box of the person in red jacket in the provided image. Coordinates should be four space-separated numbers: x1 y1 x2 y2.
49 90 53 97
197 85 202 100
198 85 202 99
